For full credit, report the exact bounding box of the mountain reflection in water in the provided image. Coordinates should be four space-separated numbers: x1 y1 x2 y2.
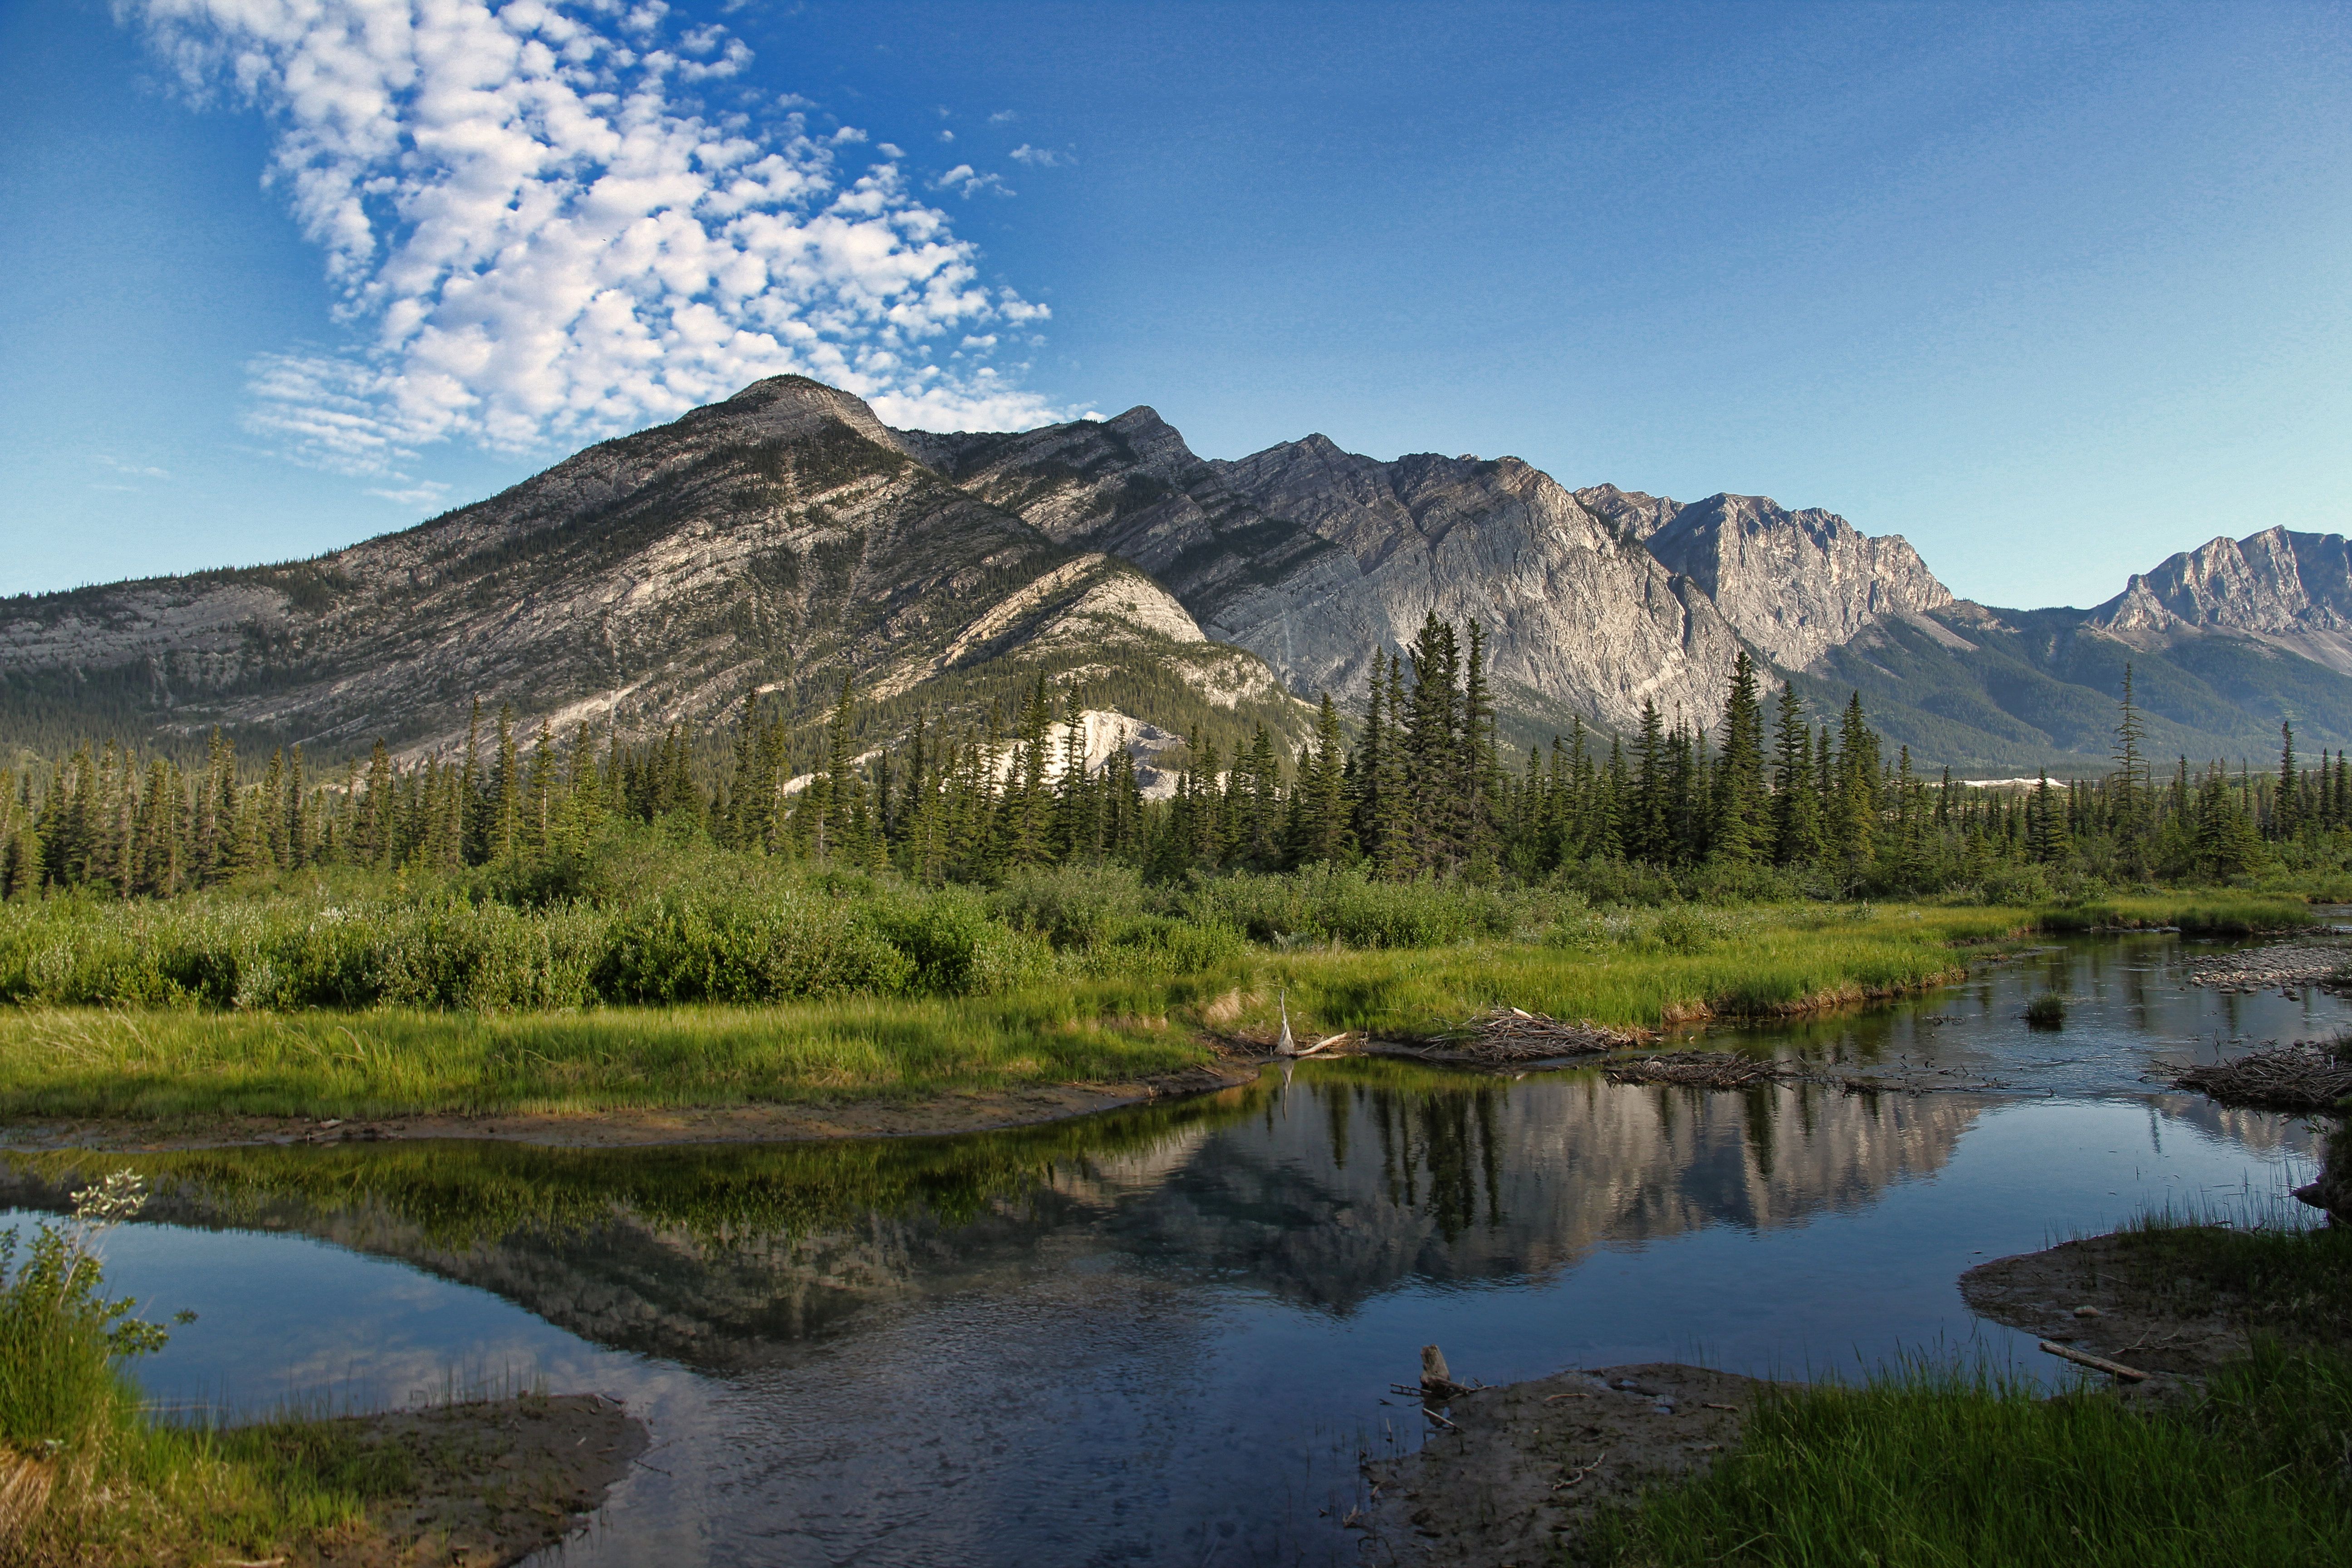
0 932 2338 1567
2 1063 1988 1371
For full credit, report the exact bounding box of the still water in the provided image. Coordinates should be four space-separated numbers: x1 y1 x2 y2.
2 932 2343 1566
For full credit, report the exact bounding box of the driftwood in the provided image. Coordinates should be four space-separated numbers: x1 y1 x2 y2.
2038 1340 2149 1382
2172 1043 2352 1111
1604 1051 1798 1089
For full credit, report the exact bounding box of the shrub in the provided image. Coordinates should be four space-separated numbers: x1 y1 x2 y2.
867 887 1054 995
593 895 916 1004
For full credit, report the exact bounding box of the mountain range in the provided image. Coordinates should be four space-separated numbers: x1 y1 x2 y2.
5 373 2350 777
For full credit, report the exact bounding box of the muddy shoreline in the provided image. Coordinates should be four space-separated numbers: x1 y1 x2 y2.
1365 1362 1776 1564
296 1392 647 1567
0 1059 1265 1152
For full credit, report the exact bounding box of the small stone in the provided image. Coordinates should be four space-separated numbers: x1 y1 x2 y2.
2073 1305 2102 1318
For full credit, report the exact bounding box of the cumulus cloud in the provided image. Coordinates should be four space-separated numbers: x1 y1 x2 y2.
118 0 1069 480
932 164 1013 199
1008 143 1069 167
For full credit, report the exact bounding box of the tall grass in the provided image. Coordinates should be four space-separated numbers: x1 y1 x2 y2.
0 1175 402 1564
1590 1340 2352 1568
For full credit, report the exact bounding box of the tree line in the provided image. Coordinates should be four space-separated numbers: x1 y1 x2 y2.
4 616 2347 900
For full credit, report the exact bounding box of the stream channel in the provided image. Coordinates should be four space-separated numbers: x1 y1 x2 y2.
2 929 2347 1566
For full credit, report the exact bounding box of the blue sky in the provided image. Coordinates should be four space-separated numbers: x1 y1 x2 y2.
3 1 2346 608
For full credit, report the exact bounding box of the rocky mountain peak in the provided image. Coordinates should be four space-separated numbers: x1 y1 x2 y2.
2088 525 2352 676
1636 492 1953 670
715 375 911 455
1573 484 1683 542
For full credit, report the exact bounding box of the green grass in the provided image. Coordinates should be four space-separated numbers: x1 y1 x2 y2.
0 1192 412 1565
2030 893 2316 935
0 896 2312 1125
1589 1214 2352 1566
2080 1211 2352 1344
0 985 1217 1122
1585 1339 2352 1568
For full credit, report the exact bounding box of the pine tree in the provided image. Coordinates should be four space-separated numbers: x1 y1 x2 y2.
2275 720 2300 840
1292 693 1352 866
1710 652 1768 863
1769 683 1822 865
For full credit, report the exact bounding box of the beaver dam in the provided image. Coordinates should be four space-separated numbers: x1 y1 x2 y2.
2 928 2344 1566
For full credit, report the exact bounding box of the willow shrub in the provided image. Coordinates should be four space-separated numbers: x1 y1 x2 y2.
0 885 1055 1011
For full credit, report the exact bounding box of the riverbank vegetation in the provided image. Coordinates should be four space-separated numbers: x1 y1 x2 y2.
1588 1339 2352 1568
0 1172 641 1564
0 893 2305 1123
7 624 2352 907
1590 1215 2352 1567
0 620 2328 1121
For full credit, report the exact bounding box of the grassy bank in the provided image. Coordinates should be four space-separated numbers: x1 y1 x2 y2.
0 1176 640 1565
1590 1216 2352 1567
2 1179 392 1563
1587 1340 2352 1568
0 891 2313 1126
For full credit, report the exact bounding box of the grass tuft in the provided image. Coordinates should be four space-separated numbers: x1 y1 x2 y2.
1588 1340 2352 1568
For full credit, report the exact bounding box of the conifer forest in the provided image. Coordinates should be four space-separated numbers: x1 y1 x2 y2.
4 616 2346 909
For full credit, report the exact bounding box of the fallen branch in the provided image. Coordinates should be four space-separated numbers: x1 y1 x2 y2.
1382 1009 1642 1068
1553 1451 1608 1490
2038 1340 2148 1382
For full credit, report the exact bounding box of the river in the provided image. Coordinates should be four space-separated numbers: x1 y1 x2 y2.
1 930 2342 1566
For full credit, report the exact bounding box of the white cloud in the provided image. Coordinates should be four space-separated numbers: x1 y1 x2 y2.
118 0 1071 478
933 164 1013 199
1008 144 1070 167
987 109 1017 124
365 480 454 508
96 454 172 480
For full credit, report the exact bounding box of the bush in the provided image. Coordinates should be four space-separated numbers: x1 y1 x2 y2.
867 887 1054 995
988 864 1151 951
593 895 916 1004
1170 866 1531 948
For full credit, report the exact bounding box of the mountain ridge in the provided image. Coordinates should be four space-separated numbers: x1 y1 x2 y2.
6 374 2351 775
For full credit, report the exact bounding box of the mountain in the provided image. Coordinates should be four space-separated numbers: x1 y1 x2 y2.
0 378 1311 765
906 412 1746 739
6 373 2352 774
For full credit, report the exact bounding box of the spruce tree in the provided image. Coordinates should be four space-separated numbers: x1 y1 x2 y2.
1769 684 1822 865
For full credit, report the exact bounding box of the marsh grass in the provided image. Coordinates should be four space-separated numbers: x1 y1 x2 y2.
0 1178 419 1566
0 986 1220 1122
1586 1340 2352 1568
2084 1209 2352 1344
0 895 2313 1122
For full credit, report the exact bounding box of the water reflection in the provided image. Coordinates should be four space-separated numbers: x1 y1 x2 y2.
0 1063 1995 1367
0 931 2339 1566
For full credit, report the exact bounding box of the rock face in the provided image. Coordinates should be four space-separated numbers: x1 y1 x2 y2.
2090 527 2352 676
1206 438 1743 736
0 378 1309 760
908 414 1752 737
1642 493 1954 669
10 372 2352 773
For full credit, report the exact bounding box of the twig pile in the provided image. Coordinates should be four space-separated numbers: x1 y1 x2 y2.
2171 1042 2352 1110
1401 1008 1639 1067
1604 1051 1797 1089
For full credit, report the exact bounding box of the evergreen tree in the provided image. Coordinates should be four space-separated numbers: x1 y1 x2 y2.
1769 683 1821 865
